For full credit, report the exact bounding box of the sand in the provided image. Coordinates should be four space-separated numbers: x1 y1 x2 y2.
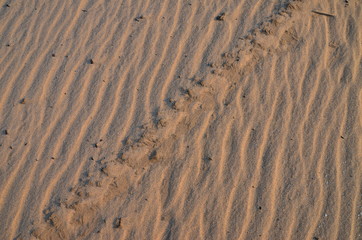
0 0 361 239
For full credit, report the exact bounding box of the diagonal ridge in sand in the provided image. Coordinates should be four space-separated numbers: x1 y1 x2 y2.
1 0 360 239
29 1 315 239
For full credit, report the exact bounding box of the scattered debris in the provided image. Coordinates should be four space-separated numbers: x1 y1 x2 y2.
311 10 335 18
134 15 144 22
216 12 225 21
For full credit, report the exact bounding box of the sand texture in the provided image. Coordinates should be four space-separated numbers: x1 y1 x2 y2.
0 0 361 239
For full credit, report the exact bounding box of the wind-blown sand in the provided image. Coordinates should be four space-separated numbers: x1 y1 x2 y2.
0 0 361 239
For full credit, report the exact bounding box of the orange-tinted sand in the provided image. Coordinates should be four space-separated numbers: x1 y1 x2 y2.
0 0 361 239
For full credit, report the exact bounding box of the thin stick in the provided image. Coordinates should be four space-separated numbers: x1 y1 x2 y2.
312 10 335 18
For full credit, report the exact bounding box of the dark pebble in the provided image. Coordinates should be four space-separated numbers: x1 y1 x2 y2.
216 12 225 21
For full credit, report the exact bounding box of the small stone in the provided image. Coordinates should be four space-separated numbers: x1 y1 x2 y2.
134 15 144 22
149 150 158 162
216 12 225 21
157 119 167 128
3 129 8 135
113 218 121 228
19 98 26 104
197 80 205 86
101 167 108 175
89 59 94 64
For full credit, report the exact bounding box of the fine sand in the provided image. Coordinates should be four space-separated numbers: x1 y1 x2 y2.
0 0 361 239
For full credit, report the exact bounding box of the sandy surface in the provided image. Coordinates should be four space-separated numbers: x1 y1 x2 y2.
0 0 361 239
